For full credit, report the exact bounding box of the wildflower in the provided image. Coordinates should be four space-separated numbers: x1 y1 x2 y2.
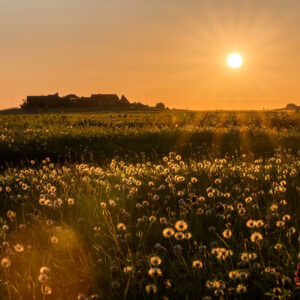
256 220 264 227
159 217 167 224
154 243 163 250
77 294 87 300
239 271 249 280
148 267 162 277
38 274 48 284
149 216 157 222
164 279 172 288
55 226 62 232
46 219 54 226
6 210 16 220
177 190 184 196
175 155 181 161
152 195 159 201
41 285 52 295
13 243 24 253
40 266 50 274
211 248 232 260
1 257 11 268
228 270 239 279
185 232 192 239
270 204 278 212
117 223 126 231
236 284 247 293
265 267 276 274
191 177 197 183
174 232 185 240
109 199 116 206
198 244 207 252
206 281 214 289
287 227 296 236
150 256 162 266
250 232 263 243
276 221 285 227
173 244 183 255
245 196 252 203
274 243 283 250
192 260 203 269
50 236 58 244
162 227 175 238
123 266 133 274
111 281 120 289
222 229 232 239
68 198 75 205
145 284 157 294
208 226 215 232
238 208 246 216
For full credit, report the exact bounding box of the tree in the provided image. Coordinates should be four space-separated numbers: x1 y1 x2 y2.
155 102 165 109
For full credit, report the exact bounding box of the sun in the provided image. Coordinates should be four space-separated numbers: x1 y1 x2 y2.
227 53 243 68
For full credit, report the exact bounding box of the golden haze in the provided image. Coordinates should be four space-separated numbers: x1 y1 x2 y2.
0 0 300 110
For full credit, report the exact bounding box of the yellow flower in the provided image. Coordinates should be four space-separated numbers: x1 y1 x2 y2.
150 256 162 266
162 227 175 238
1 257 11 268
192 260 203 269
13 243 24 253
222 229 232 239
174 220 188 232
250 232 263 243
148 267 162 277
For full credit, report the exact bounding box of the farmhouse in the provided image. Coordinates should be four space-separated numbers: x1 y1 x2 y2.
22 93 131 108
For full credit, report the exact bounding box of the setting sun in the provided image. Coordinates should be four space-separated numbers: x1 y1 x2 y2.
227 53 243 68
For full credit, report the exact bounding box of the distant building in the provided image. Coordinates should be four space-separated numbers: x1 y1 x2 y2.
90 94 120 106
285 103 299 110
119 95 130 106
25 93 61 108
21 93 133 109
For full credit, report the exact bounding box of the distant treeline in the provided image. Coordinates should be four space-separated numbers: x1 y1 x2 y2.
21 93 166 109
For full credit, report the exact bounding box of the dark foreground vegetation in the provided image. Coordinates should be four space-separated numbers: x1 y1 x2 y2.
0 110 299 299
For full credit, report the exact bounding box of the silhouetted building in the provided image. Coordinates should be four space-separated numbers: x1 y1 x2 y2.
25 93 61 108
90 94 119 106
63 94 78 100
21 93 135 109
285 103 299 110
119 95 130 106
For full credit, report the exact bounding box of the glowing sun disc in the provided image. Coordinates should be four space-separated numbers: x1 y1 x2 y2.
227 53 243 68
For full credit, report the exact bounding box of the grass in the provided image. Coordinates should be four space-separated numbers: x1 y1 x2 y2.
0 110 299 299
0 110 299 167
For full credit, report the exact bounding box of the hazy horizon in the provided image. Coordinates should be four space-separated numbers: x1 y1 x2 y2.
1 0 300 110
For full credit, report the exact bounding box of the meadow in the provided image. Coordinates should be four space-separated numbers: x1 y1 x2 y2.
0 110 299 299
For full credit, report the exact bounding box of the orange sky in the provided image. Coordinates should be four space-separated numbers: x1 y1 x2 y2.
1 0 300 110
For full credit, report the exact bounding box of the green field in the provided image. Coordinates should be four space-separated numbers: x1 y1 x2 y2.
0 110 299 299
0 110 300 167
